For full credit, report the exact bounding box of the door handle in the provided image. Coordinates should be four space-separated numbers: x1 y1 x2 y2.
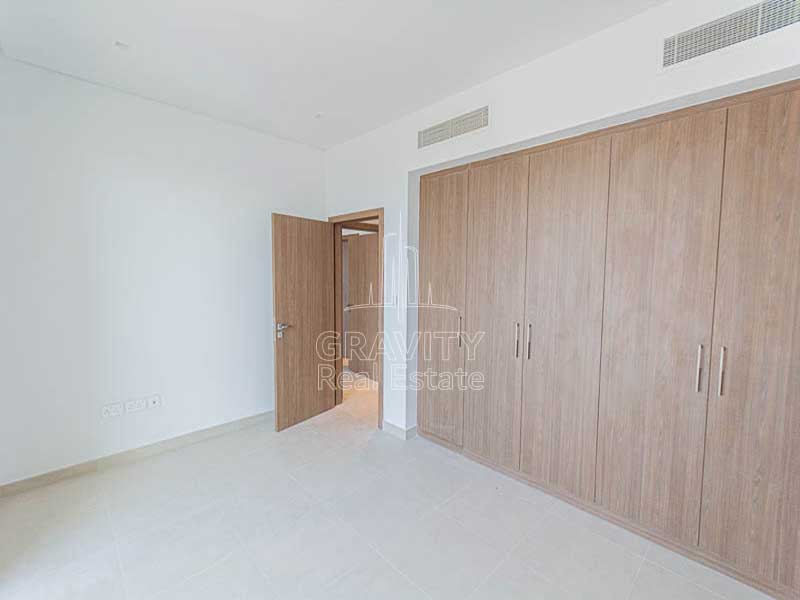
276 322 292 339
695 344 703 393
526 324 532 360
514 323 520 358
717 346 726 396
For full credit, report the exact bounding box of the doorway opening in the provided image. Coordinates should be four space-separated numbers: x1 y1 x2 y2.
330 209 384 430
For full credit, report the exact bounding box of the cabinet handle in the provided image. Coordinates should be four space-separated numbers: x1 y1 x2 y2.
718 346 726 396
458 315 462 348
526 324 532 360
514 323 520 358
695 344 703 393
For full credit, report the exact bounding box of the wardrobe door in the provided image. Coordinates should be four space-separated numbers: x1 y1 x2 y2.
596 110 726 546
347 233 379 379
700 91 800 593
463 156 529 470
520 137 611 501
418 168 469 446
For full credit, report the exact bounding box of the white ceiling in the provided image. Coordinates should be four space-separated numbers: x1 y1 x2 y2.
0 0 666 148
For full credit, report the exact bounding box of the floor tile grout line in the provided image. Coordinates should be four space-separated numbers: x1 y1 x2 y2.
541 500 652 560
624 555 648 600
357 533 436 600
147 544 242 599
640 557 736 600
463 539 525 600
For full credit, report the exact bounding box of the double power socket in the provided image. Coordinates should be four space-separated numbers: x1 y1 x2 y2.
102 395 162 418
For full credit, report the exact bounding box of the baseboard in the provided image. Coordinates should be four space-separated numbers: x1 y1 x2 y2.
383 421 417 441
0 411 274 498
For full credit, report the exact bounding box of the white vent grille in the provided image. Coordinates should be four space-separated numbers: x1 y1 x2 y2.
418 107 489 148
663 0 800 67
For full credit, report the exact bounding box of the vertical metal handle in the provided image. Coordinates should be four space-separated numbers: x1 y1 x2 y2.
526 324 532 360
458 315 462 348
717 346 726 396
514 323 520 358
695 344 703 393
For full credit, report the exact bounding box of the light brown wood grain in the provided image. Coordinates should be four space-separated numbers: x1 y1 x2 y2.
519 136 611 502
418 79 800 599
340 221 379 232
347 233 380 380
596 109 727 546
463 155 529 471
272 214 335 431
418 168 469 446
333 225 344 405
469 79 800 172
700 90 800 592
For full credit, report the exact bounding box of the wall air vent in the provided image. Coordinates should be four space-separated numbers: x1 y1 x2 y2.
418 106 489 149
663 0 800 67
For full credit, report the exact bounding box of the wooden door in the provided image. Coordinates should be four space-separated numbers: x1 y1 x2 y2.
347 233 379 379
463 156 529 470
272 214 335 431
700 91 800 592
520 137 611 501
596 110 727 545
418 168 469 446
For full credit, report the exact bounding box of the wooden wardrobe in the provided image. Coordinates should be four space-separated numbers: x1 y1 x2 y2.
417 81 800 600
346 233 380 379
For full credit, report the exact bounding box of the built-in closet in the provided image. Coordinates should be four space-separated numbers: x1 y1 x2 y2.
417 82 800 600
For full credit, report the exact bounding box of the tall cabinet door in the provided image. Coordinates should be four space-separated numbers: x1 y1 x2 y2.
700 91 800 593
463 156 529 470
418 168 469 446
520 137 611 502
347 233 380 379
596 110 726 546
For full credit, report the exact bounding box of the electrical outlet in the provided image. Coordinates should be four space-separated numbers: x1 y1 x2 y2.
102 403 124 418
125 398 147 413
147 395 162 409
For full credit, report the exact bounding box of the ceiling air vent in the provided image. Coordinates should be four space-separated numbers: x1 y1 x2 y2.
663 0 800 67
418 106 489 149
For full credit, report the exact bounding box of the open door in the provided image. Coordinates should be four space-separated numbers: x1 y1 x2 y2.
272 214 335 430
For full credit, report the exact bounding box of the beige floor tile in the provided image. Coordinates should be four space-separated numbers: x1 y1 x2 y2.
469 554 582 600
330 474 437 543
0 501 114 584
298 553 429 600
375 512 508 600
630 561 728 600
388 452 474 506
645 544 774 600
440 484 549 549
547 497 652 556
246 510 377 599
4 548 125 600
117 502 240 599
290 445 387 502
514 513 643 599
152 548 278 600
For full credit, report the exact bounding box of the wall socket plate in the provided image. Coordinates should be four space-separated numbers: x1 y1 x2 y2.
125 398 148 413
102 402 124 418
104 395 162 419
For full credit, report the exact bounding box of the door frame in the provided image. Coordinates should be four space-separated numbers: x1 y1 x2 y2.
329 208 385 430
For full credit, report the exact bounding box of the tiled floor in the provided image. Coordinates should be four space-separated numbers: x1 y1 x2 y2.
0 376 773 599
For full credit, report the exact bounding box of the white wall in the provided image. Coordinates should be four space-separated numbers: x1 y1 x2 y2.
323 0 800 432
0 57 325 485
